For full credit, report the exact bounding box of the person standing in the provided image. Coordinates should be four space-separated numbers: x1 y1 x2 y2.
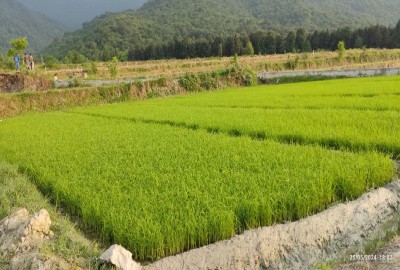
29 53 34 71
23 53 29 70
14 54 20 71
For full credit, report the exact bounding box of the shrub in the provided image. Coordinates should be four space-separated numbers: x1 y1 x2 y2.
179 74 200 92
43 55 60 68
108 57 118 79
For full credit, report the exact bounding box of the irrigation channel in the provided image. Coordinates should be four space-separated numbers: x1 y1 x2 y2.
258 67 400 81
54 67 400 88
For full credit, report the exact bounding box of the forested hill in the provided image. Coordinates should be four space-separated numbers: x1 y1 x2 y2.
43 0 400 59
44 0 260 59
245 0 400 31
18 0 146 29
0 0 66 53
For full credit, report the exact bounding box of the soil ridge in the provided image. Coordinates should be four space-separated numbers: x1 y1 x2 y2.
144 180 400 270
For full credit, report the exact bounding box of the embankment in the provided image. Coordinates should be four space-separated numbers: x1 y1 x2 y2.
0 66 255 119
0 73 51 93
144 180 400 270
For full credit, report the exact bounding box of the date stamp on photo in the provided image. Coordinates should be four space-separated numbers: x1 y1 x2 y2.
350 254 394 261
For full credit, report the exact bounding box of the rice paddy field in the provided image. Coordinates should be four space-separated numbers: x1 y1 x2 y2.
0 75 399 261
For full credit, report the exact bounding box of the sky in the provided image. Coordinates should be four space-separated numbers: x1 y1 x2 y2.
18 0 146 29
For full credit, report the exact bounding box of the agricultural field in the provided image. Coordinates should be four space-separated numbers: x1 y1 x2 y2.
0 75 399 262
76 76 400 156
39 48 400 81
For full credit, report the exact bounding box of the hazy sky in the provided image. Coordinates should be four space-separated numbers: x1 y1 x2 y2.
18 0 146 29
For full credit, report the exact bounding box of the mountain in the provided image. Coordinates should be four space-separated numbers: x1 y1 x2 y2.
18 0 146 29
44 0 260 59
0 0 67 54
43 0 400 59
245 0 400 31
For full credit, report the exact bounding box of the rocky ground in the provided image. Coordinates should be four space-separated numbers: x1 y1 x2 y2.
0 208 72 269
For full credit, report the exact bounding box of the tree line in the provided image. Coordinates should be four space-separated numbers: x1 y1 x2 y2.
127 21 400 61
56 20 400 64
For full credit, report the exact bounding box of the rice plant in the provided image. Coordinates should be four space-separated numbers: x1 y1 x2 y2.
0 112 395 260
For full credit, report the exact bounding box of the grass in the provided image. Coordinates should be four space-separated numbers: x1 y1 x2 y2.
315 214 400 270
0 162 105 269
0 111 395 261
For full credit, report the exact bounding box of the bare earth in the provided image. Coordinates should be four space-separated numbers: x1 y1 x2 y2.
144 180 400 270
333 236 400 270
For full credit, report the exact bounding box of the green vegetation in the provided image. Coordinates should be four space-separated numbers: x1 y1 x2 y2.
108 57 118 79
44 21 400 61
0 112 394 260
76 76 400 156
0 75 398 261
42 0 400 60
0 162 102 269
0 60 256 118
337 40 345 60
6 37 28 57
0 0 66 54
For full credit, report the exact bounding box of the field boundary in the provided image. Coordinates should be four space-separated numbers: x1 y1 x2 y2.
143 180 400 270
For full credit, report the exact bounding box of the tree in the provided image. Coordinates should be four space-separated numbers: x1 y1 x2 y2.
7 37 28 57
90 62 98 76
108 56 118 79
337 40 346 59
243 41 255 56
231 53 239 68
43 55 59 68
232 34 243 56
62 50 87 64
353 36 364 49
310 31 320 51
249 31 263 54
275 34 285 54
285 31 296 53
392 19 400 48
265 31 277 54
212 36 224 57
295 28 311 52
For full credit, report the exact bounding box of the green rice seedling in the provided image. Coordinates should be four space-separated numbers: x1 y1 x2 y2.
76 104 400 156
74 76 400 156
0 112 395 260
